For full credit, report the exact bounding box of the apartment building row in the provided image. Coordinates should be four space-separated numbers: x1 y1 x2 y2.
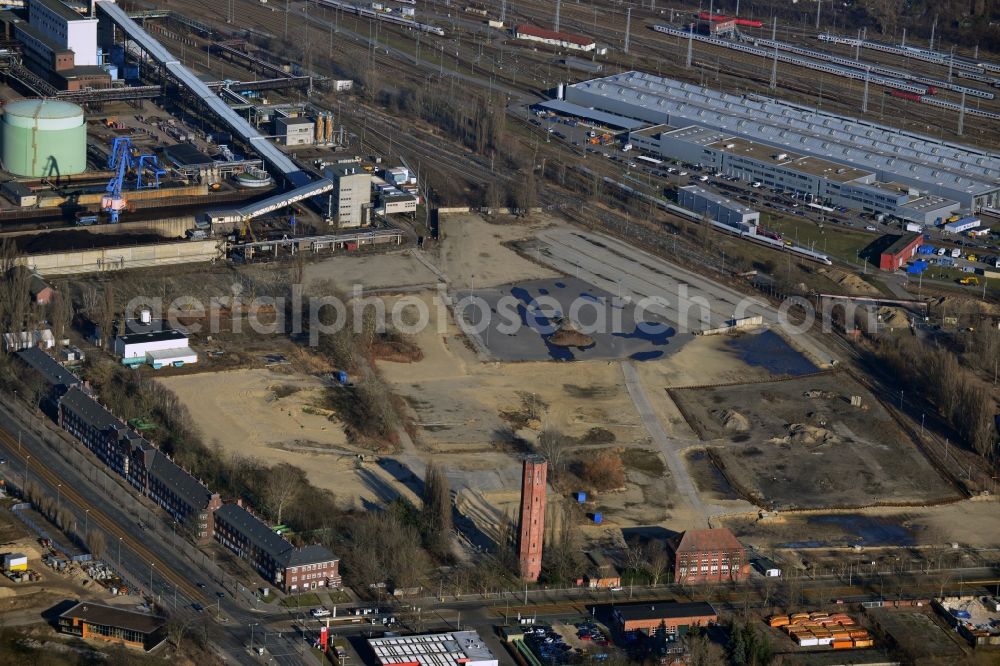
16 348 339 593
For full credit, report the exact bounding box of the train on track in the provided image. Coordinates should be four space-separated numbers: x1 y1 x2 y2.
819 32 1000 75
654 25 931 95
747 35 993 99
315 0 445 36
887 89 1000 120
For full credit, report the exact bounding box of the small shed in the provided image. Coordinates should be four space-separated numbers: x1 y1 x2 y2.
29 274 55 305
3 553 28 571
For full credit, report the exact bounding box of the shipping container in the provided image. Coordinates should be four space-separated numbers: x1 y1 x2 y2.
832 640 854 649
853 639 874 648
796 637 818 647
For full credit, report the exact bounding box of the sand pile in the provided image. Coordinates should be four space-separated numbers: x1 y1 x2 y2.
822 268 882 296
716 409 750 431
767 423 839 447
547 322 595 348
878 306 910 328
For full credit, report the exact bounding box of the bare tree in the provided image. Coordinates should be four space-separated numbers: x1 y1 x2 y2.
421 462 453 555
98 284 117 346
290 251 306 289
536 429 568 477
49 289 71 342
166 617 192 651
87 529 107 559
643 541 670 586
263 463 305 525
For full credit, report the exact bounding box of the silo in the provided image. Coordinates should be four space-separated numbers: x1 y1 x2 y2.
324 113 334 143
2 99 87 177
314 113 325 144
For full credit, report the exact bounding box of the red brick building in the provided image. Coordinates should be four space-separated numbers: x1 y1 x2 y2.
517 456 547 581
213 501 340 593
878 233 922 271
669 528 749 584
613 601 718 636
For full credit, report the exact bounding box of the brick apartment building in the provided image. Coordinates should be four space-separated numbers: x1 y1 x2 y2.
58 387 221 542
213 502 340 593
16 347 84 404
517 456 548 582
669 528 749 584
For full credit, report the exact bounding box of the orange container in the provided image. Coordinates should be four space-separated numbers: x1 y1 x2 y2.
853 639 874 648
832 640 853 649
790 613 810 620
848 630 869 639
832 632 851 641
769 617 789 628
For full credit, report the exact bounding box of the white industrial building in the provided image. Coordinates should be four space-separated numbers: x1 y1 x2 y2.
514 24 596 52
630 126 959 225
942 217 981 233
548 72 1000 215
678 185 759 232
113 329 197 369
29 0 98 66
367 631 498 666
2 328 54 352
274 116 315 146
324 162 371 228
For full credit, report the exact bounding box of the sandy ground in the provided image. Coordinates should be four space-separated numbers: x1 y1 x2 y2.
379 292 648 451
431 213 560 288
304 250 439 293
724 498 1000 550
156 369 423 509
671 373 956 510
631 335 780 440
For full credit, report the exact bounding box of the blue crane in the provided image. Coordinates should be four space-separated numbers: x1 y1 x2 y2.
136 154 166 189
101 138 133 223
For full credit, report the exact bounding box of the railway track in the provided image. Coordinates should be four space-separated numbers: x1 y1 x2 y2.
0 423 207 605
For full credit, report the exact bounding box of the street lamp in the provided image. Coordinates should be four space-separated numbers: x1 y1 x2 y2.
118 537 122 569
249 622 260 654
149 562 155 594
56 484 62 517
84 509 90 542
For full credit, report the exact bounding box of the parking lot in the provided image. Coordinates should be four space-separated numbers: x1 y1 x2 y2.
520 620 615 663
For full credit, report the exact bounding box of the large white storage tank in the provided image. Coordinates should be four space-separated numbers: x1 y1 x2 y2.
1 99 87 178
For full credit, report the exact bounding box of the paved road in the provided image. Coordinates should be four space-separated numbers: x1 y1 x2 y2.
0 401 322 665
619 361 708 527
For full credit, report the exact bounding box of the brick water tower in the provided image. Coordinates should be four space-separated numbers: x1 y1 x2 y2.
517 456 547 582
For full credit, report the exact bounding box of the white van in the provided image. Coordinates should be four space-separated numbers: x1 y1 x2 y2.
311 608 331 618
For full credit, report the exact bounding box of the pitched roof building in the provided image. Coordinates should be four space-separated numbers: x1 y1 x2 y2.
514 24 595 51
57 387 221 542
212 502 340 593
669 528 749 584
16 346 82 396
58 601 167 651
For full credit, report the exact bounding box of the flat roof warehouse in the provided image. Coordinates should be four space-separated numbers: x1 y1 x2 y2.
561 71 1000 209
